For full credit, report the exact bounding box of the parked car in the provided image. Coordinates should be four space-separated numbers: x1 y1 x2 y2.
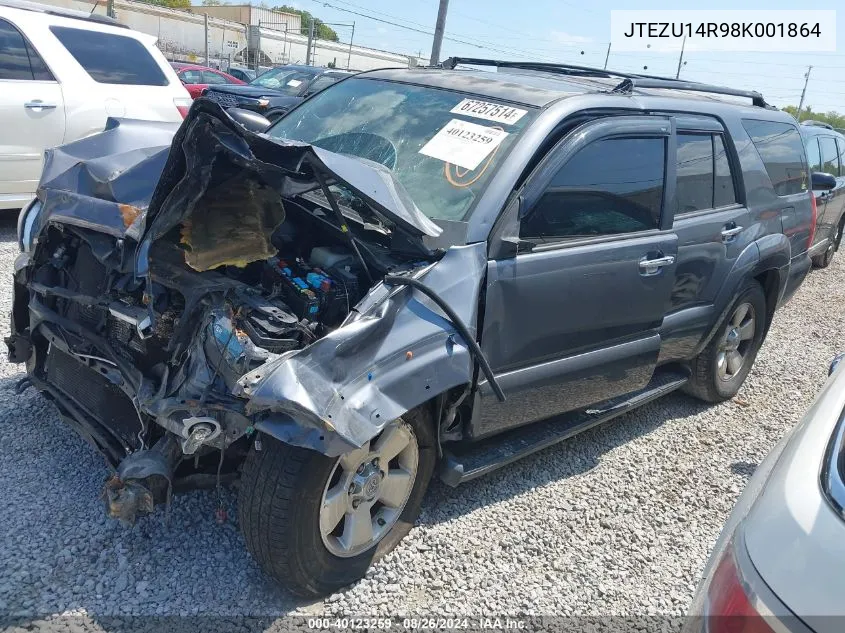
226 65 255 83
0 0 191 212
686 353 845 632
170 61 245 99
202 63 352 122
8 58 817 598
800 120 845 268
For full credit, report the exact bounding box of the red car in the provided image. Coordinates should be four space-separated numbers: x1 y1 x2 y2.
170 62 245 99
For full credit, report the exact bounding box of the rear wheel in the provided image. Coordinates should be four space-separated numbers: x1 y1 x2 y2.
238 408 435 597
812 220 844 269
683 280 767 403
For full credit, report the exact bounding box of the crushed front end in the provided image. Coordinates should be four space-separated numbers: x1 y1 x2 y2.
7 102 483 524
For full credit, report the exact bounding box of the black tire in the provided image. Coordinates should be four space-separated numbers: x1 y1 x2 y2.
812 220 844 269
683 279 767 403
238 407 436 598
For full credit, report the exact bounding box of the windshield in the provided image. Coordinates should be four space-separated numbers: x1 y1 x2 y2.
250 67 315 94
266 77 535 221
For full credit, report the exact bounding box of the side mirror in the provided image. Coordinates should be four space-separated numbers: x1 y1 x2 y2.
226 107 271 133
812 172 837 191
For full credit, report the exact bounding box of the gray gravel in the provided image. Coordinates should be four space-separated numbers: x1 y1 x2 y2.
0 212 840 623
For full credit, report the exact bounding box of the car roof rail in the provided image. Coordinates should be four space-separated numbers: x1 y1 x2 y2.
801 120 834 129
441 57 772 108
612 76 771 108
0 0 127 28
440 57 634 80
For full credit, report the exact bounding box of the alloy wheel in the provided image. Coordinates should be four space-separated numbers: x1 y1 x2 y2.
717 302 756 381
319 420 418 558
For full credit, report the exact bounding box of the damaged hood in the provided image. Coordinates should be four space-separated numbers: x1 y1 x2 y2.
33 100 442 271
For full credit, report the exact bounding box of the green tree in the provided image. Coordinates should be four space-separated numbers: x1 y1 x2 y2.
782 104 845 130
273 4 339 41
201 0 223 5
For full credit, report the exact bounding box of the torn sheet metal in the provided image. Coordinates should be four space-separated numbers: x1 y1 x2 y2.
136 99 442 276
34 117 180 243
235 243 487 455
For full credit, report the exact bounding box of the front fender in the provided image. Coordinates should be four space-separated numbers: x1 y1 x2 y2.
235 244 487 456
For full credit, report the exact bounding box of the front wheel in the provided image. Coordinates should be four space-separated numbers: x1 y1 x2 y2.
683 280 767 403
238 408 435 597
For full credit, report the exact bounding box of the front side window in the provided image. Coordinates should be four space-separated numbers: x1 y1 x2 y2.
251 68 316 94
838 138 845 175
180 69 201 84
307 74 341 94
742 119 807 196
0 19 52 81
805 137 822 172
820 136 841 176
202 70 229 85
268 77 536 221
50 26 168 86
520 137 665 240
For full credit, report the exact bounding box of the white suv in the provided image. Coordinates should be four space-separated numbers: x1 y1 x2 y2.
0 0 191 211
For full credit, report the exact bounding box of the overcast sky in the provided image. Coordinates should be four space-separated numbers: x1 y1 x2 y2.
258 0 845 113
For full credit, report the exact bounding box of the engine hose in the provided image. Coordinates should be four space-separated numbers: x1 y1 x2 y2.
382 275 506 403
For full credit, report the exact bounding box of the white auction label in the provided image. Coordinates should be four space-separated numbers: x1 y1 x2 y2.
419 119 509 171
450 99 527 125
287 79 302 87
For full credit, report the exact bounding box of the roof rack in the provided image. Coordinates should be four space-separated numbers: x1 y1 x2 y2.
0 0 127 27
801 120 834 129
612 77 770 108
440 57 633 80
441 57 772 108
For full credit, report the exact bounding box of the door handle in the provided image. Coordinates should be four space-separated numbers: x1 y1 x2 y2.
24 100 57 110
721 225 744 242
639 255 675 276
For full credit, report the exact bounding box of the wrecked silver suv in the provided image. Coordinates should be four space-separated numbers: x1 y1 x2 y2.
8 63 811 597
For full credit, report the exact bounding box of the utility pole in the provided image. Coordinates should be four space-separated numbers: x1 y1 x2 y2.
347 21 355 70
204 13 210 66
603 43 611 69
675 36 686 79
796 65 813 121
429 0 448 66
106 0 114 18
305 18 315 65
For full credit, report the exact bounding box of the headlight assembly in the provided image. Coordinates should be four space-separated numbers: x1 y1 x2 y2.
17 199 42 253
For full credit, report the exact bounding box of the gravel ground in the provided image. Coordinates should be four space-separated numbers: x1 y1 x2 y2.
0 212 841 626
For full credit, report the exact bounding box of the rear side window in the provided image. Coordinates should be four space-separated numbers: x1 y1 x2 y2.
0 19 53 80
675 133 737 213
819 136 841 176
50 26 168 86
742 120 807 196
520 137 665 240
805 137 822 172
714 135 737 208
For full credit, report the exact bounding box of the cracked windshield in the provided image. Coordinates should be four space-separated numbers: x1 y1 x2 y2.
267 77 535 221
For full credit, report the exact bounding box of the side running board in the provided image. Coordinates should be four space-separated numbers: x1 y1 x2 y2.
439 368 689 487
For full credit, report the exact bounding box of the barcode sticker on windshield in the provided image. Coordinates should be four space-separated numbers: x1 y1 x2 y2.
419 119 509 171
450 99 527 125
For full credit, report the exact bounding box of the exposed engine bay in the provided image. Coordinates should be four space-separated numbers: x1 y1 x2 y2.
9 101 488 524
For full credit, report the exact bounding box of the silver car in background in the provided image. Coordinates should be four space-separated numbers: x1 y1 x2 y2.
686 355 845 632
